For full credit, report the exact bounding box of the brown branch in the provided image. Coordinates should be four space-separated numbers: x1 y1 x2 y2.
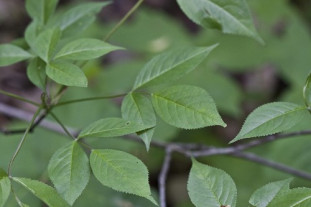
159 147 173 207
2 103 311 206
0 103 77 136
231 151 311 180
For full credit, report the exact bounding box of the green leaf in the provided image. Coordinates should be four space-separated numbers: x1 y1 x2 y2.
54 38 122 60
132 45 217 90
230 102 307 143
151 85 226 129
25 21 40 48
27 57 46 90
32 28 61 62
78 117 154 139
0 169 10 207
26 0 59 24
13 177 71 207
249 178 292 207
90 149 157 205
56 2 110 36
303 73 311 108
121 93 156 151
48 141 90 205
188 159 237 207
267 188 311 207
0 44 33 66
46 61 88 87
176 0 263 43
18 203 29 207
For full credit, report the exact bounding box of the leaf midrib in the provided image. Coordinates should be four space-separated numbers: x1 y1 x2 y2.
94 151 147 196
291 195 311 206
56 45 114 59
134 48 209 90
203 0 253 35
153 93 217 121
239 106 306 137
81 122 149 137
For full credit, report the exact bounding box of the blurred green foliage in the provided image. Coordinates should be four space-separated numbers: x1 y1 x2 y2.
1 0 311 206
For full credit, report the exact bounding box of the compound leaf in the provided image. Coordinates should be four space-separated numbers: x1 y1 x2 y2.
54 38 122 60
48 141 90 205
13 177 70 207
78 117 155 139
0 44 33 66
188 159 237 207
90 149 157 205
176 0 263 43
249 178 292 207
133 45 217 90
231 102 307 143
46 61 87 87
0 169 10 207
121 93 156 151
151 85 226 129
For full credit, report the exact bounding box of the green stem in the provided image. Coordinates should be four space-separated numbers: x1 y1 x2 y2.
12 187 24 207
8 106 43 176
54 93 128 107
104 0 144 41
50 112 92 151
0 89 40 106
49 111 75 139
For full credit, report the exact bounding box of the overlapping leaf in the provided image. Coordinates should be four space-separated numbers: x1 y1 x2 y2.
25 0 59 24
32 28 61 62
121 93 156 150
54 38 122 60
151 85 226 129
133 45 217 90
25 21 39 48
188 159 237 207
48 141 90 205
55 2 110 36
13 177 71 207
303 73 311 107
79 117 154 139
176 0 263 43
27 58 46 90
90 149 157 205
0 169 10 207
0 44 33 66
231 102 307 143
46 61 87 87
249 178 292 207
267 188 311 207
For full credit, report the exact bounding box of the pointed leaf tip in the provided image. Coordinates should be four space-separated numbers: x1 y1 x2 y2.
230 102 307 143
90 149 156 205
152 85 226 129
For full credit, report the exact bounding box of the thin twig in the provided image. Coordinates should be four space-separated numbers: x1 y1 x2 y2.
2 103 311 182
49 111 92 151
159 147 173 207
231 131 311 151
232 151 311 180
104 0 144 41
54 93 127 107
0 89 40 106
0 103 77 136
49 112 75 139
7 106 42 176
